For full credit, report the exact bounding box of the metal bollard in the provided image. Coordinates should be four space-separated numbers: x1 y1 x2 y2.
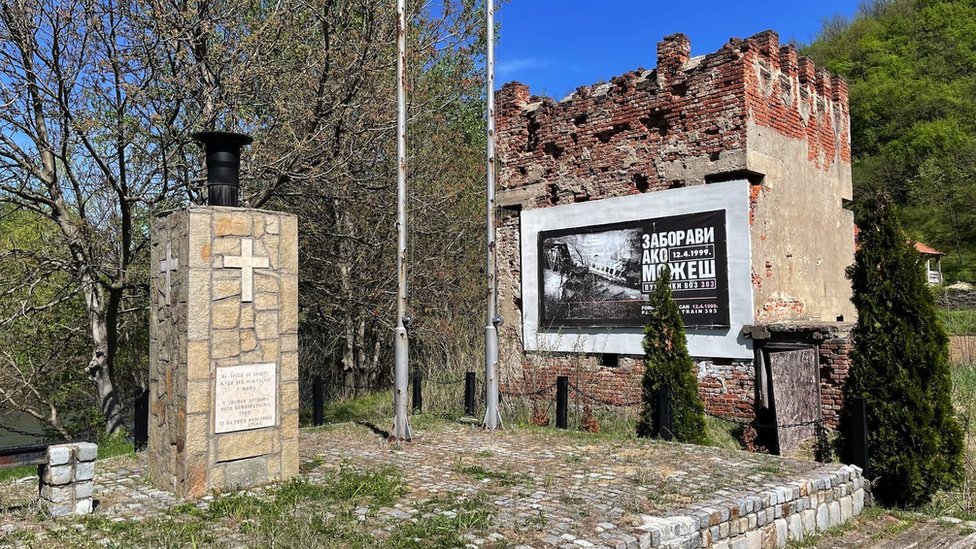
464 372 476 417
556 376 569 429
657 384 673 441
412 371 423 413
134 388 149 451
851 397 869 477
312 375 325 427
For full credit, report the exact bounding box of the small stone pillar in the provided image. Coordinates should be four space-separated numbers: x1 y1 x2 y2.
38 442 97 516
149 207 299 498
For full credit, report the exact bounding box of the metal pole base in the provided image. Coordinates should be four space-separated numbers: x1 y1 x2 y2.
482 325 503 431
391 326 412 442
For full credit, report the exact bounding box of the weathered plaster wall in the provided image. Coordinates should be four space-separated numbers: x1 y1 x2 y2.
741 33 856 322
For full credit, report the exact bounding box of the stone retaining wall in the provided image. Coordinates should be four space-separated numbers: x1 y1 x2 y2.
38 442 97 517
633 464 866 548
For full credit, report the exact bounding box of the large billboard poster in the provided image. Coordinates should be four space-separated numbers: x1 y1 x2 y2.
538 210 729 329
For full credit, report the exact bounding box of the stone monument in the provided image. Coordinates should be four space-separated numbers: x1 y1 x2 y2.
148 132 299 498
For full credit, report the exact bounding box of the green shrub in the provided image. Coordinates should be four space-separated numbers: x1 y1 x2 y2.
636 267 706 444
839 193 963 507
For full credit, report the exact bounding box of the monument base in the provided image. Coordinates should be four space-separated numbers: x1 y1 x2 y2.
148 206 299 498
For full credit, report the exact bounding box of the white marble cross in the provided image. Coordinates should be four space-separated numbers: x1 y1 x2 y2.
159 243 178 303
224 238 270 303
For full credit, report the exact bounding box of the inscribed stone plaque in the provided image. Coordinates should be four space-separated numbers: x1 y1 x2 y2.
768 348 821 456
215 363 277 434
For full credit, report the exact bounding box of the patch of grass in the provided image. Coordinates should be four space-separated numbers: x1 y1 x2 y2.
704 415 745 451
939 308 976 336
36 463 407 548
454 463 528 486
323 391 390 424
387 494 494 549
0 465 36 483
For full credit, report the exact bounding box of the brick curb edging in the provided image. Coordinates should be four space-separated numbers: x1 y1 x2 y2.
628 464 866 549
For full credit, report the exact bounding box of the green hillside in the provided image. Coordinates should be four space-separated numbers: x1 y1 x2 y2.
803 0 976 283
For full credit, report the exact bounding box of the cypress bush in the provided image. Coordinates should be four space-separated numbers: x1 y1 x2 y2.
636 267 706 444
839 193 963 507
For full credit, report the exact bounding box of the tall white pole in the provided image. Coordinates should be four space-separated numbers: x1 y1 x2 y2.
392 0 412 442
482 0 502 431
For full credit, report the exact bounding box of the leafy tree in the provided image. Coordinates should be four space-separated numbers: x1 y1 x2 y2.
636 267 706 444
803 0 976 282
839 193 963 507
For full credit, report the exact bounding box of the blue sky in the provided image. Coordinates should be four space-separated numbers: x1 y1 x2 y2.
494 0 862 99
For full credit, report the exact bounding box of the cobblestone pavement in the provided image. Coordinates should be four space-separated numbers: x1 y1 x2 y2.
0 421 868 548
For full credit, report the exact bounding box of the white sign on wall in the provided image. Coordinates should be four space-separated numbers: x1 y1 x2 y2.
215 363 277 433
520 180 754 359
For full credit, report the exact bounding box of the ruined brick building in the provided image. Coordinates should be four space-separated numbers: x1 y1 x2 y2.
495 31 856 447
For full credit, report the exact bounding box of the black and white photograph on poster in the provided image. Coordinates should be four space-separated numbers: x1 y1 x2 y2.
538 210 730 328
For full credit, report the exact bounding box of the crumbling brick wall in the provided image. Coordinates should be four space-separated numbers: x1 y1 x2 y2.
495 30 855 429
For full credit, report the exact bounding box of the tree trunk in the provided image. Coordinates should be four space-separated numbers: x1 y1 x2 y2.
82 276 123 435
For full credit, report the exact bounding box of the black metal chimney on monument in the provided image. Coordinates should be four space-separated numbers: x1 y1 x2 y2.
192 131 253 207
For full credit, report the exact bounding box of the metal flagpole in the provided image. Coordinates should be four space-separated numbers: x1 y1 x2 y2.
482 0 502 431
392 0 412 442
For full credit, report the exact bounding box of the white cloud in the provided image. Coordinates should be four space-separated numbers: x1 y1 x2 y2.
495 58 547 79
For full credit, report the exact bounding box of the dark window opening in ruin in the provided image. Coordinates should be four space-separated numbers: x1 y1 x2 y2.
671 81 690 97
598 354 619 368
526 117 541 151
709 151 721 162
639 114 670 137
668 180 685 189
518 166 528 176
547 183 559 205
499 203 522 220
543 141 564 159
836 315 845 322
705 169 765 185
704 126 720 136
632 173 649 192
573 114 588 126
571 133 579 145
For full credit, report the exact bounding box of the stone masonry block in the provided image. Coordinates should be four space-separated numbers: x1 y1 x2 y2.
46 503 73 517
853 488 864 515
74 499 93 515
46 445 71 466
75 461 95 482
40 484 72 504
774 518 787 548
75 442 98 462
840 494 853 521
42 464 74 486
816 503 829 532
74 481 94 500
828 501 841 527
